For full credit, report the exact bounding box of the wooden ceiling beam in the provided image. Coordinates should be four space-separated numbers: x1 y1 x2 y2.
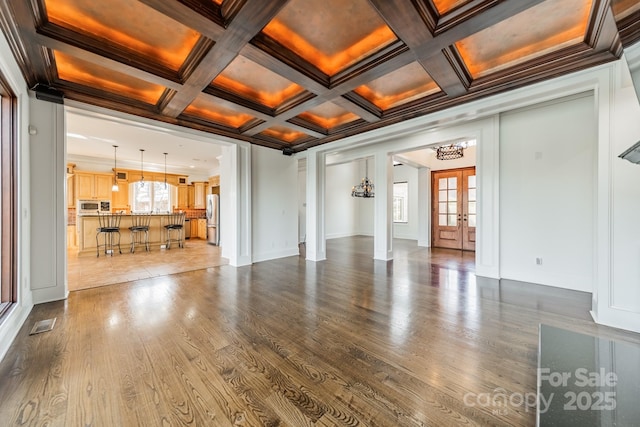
137 0 225 41
160 0 291 118
331 96 381 122
240 44 327 94
0 0 54 86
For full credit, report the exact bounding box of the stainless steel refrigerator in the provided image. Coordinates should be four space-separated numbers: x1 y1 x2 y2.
206 194 219 245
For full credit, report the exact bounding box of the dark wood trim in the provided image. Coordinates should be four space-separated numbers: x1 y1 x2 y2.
178 36 215 83
249 33 330 88
340 92 383 119
37 22 183 83
586 0 622 52
616 10 640 47
330 95 381 122
203 85 276 118
160 0 290 118
0 70 17 315
329 41 409 89
33 33 183 91
137 0 225 41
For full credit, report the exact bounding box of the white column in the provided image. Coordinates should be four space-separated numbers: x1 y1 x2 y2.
30 97 67 303
475 116 500 279
373 151 393 260
417 167 431 247
220 143 252 266
306 150 326 261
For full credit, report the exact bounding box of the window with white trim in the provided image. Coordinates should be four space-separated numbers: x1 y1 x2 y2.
131 182 173 213
393 182 408 223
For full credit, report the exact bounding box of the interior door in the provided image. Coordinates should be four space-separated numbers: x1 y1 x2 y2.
432 167 476 251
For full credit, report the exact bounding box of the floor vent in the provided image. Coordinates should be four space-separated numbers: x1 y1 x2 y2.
29 318 56 335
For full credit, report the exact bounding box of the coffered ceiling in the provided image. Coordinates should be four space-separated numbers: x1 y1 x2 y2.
1 0 639 153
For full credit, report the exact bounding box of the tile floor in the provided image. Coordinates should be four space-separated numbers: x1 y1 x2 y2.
67 238 227 291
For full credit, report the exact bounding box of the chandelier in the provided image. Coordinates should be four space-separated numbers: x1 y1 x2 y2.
436 144 464 160
351 159 374 198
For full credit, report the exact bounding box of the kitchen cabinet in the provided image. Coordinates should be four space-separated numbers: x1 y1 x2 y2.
111 180 129 212
177 185 188 209
76 172 112 200
193 182 206 209
67 225 77 249
197 218 207 240
67 174 75 207
191 219 199 239
187 185 195 208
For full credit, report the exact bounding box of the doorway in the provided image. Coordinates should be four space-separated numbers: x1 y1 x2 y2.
432 167 476 251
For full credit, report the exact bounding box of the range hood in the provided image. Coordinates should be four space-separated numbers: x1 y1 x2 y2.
621 46 640 164
619 140 640 164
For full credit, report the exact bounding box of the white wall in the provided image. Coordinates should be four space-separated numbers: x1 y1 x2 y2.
354 159 375 236
392 165 419 239
251 145 298 262
499 93 596 292
325 161 360 239
0 28 34 361
297 159 306 243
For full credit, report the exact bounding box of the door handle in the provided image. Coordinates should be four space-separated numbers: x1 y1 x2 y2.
463 213 467 221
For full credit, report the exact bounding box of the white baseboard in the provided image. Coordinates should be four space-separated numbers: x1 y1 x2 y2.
0 302 33 362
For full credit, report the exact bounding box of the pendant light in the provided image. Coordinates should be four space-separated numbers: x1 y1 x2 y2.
163 152 168 189
111 145 119 192
139 149 145 189
351 158 374 198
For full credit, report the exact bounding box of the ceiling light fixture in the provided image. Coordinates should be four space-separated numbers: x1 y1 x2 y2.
111 145 119 192
163 152 168 189
436 144 464 160
352 158 375 198
139 149 145 188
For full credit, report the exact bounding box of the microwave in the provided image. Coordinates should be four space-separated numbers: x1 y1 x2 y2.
78 199 111 215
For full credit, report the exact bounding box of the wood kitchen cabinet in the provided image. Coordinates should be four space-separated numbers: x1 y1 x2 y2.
177 185 188 209
76 172 112 200
193 182 206 209
190 219 199 239
197 218 207 239
67 225 77 249
111 180 129 212
67 174 75 207
187 185 195 208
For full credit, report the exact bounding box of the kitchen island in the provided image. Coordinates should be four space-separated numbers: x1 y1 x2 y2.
76 214 185 255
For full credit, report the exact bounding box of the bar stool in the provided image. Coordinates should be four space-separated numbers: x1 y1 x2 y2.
96 211 122 257
129 212 151 253
164 212 185 249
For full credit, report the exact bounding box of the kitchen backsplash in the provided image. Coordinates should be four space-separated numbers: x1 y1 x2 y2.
179 209 206 219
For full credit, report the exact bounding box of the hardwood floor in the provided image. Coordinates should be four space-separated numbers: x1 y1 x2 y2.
2 237 639 426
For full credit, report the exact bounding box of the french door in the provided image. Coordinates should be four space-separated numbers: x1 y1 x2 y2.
432 167 476 251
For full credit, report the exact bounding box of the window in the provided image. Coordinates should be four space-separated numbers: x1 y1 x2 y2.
0 72 17 318
131 182 172 213
393 182 408 223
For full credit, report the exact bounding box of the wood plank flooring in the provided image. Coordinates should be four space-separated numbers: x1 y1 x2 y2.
2 236 639 426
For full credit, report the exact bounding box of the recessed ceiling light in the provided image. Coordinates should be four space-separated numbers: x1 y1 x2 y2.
189 165 195 168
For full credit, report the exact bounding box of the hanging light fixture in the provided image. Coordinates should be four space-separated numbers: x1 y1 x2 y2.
163 152 168 189
351 158 375 198
139 149 145 188
435 144 464 160
111 145 119 192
